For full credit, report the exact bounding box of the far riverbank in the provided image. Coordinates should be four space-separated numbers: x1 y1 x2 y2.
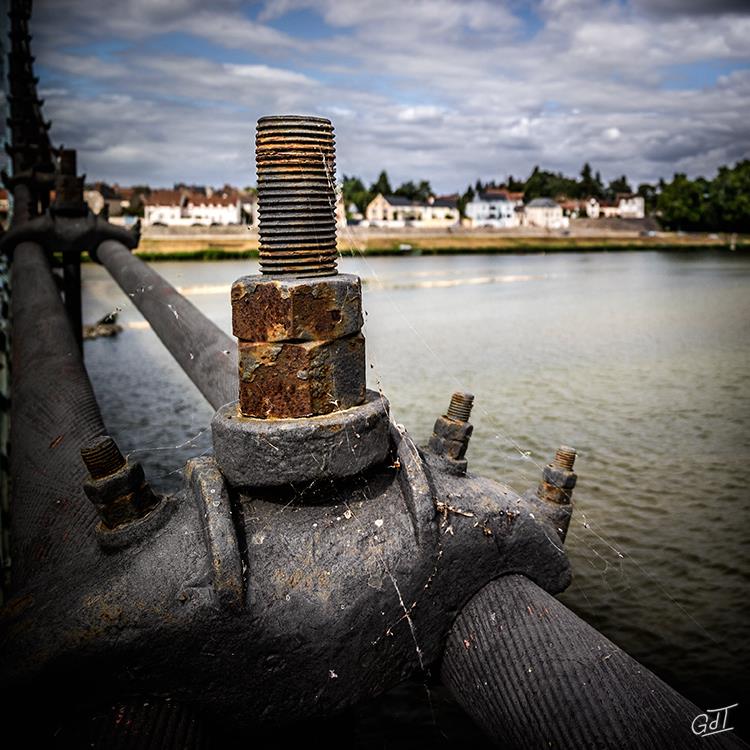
108 224 750 261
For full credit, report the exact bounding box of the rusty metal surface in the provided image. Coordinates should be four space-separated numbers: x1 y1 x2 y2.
426 392 476 474
83 457 160 530
537 445 578 505
238 333 365 418
231 274 362 342
212 390 390 488
445 391 474 422
256 116 338 277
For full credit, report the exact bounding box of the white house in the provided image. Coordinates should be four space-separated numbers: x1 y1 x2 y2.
466 191 519 228
422 195 460 227
143 190 183 225
364 193 459 228
617 194 645 219
365 194 426 227
143 189 242 226
523 197 569 229
583 194 645 220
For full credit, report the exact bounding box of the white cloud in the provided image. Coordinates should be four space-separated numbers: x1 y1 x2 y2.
31 0 750 191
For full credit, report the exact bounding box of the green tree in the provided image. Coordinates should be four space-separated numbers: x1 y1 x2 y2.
458 185 475 218
579 163 603 198
707 160 750 232
606 175 632 199
342 174 370 215
657 173 709 231
370 170 392 198
637 183 658 214
523 166 578 201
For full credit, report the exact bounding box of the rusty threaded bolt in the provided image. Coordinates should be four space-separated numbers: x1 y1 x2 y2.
553 445 577 471
255 115 338 278
446 392 474 423
80 435 126 480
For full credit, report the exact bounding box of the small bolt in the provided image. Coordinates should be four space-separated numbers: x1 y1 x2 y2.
553 445 577 471
80 435 126 480
255 115 338 278
446 392 474 423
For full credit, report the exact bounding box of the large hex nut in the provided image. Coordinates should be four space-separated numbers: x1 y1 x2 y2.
542 464 577 490
428 434 469 460
238 333 365 418
232 274 363 342
432 415 473 443
211 391 391 489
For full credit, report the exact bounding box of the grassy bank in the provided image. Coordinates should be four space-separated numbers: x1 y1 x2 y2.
80 232 749 261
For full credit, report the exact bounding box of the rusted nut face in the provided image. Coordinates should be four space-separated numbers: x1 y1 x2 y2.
83 461 159 528
537 483 573 505
428 434 469 460
432 415 473 443
538 465 577 505
238 333 365 418
212 390 390 489
542 464 577 490
232 274 363 343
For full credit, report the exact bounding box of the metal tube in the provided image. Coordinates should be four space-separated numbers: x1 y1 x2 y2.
9 241 105 591
63 251 83 351
96 240 237 410
441 574 746 749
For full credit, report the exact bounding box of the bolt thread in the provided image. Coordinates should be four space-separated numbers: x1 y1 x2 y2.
256 115 338 278
553 445 577 470
446 392 474 423
81 436 126 479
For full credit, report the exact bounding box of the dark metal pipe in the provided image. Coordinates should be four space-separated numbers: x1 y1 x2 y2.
9 241 105 591
63 251 83 351
441 574 746 749
96 240 237 410
11 182 32 227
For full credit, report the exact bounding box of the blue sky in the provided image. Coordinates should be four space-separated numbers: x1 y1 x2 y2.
31 0 750 192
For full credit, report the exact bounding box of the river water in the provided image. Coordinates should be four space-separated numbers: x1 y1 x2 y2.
82 250 750 741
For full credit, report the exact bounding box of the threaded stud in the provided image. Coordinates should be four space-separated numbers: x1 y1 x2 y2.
553 445 577 470
80 435 126 479
446 392 474 423
255 115 338 278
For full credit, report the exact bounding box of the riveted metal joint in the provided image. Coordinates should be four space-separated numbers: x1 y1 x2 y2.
427 391 475 475
81 436 159 530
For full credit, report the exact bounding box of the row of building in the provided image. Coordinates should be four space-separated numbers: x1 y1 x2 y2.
83 184 260 227
80 182 645 231
363 188 645 230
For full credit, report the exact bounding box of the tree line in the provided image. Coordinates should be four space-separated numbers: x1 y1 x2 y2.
342 160 749 231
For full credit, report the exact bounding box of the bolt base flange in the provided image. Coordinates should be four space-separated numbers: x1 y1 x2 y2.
212 390 391 490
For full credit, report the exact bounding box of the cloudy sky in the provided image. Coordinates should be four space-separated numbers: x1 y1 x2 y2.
32 0 750 193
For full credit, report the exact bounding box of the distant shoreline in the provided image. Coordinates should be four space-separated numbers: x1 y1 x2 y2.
81 228 749 261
